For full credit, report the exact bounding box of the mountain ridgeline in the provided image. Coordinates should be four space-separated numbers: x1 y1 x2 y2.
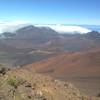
0 25 100 66
0 25 100 50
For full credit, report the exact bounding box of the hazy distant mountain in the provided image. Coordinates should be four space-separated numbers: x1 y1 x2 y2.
1 25 100 50
15 25 58 39
1 25 59 49
84 31 100 42
0 39 20 53
0 25 100 66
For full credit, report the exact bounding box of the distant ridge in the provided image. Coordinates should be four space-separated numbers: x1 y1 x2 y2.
0 23 96 34
25 49 100 78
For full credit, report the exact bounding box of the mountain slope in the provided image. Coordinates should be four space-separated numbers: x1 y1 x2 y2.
25 49 100 77
1 25 100 51
0 26 100 67
0 68 99 100
25 49 100 96
1 25 59 49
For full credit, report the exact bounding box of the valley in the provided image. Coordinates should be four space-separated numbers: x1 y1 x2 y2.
0 25 100 98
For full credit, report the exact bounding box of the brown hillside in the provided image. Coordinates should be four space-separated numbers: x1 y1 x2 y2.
24 49 100 96
25 49 100 78
1 68 98 100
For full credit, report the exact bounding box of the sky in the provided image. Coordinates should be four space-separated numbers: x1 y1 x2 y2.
0 0 100 25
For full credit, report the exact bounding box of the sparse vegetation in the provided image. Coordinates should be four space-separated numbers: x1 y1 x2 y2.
0 68 99 100
7 77 21 88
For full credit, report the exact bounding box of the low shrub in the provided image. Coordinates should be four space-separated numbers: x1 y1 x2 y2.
7 77 21 88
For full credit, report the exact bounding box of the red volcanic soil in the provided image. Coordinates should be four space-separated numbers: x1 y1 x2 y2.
24 49 100 96
25 49 100 78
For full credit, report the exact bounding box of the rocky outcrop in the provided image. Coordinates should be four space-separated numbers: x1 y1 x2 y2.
0 68 99 100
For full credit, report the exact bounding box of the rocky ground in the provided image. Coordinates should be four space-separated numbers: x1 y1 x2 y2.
0 67 100 100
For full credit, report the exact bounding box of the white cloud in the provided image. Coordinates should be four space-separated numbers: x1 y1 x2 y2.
0 20 30 33
35 24 91 34
0 21 91 34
